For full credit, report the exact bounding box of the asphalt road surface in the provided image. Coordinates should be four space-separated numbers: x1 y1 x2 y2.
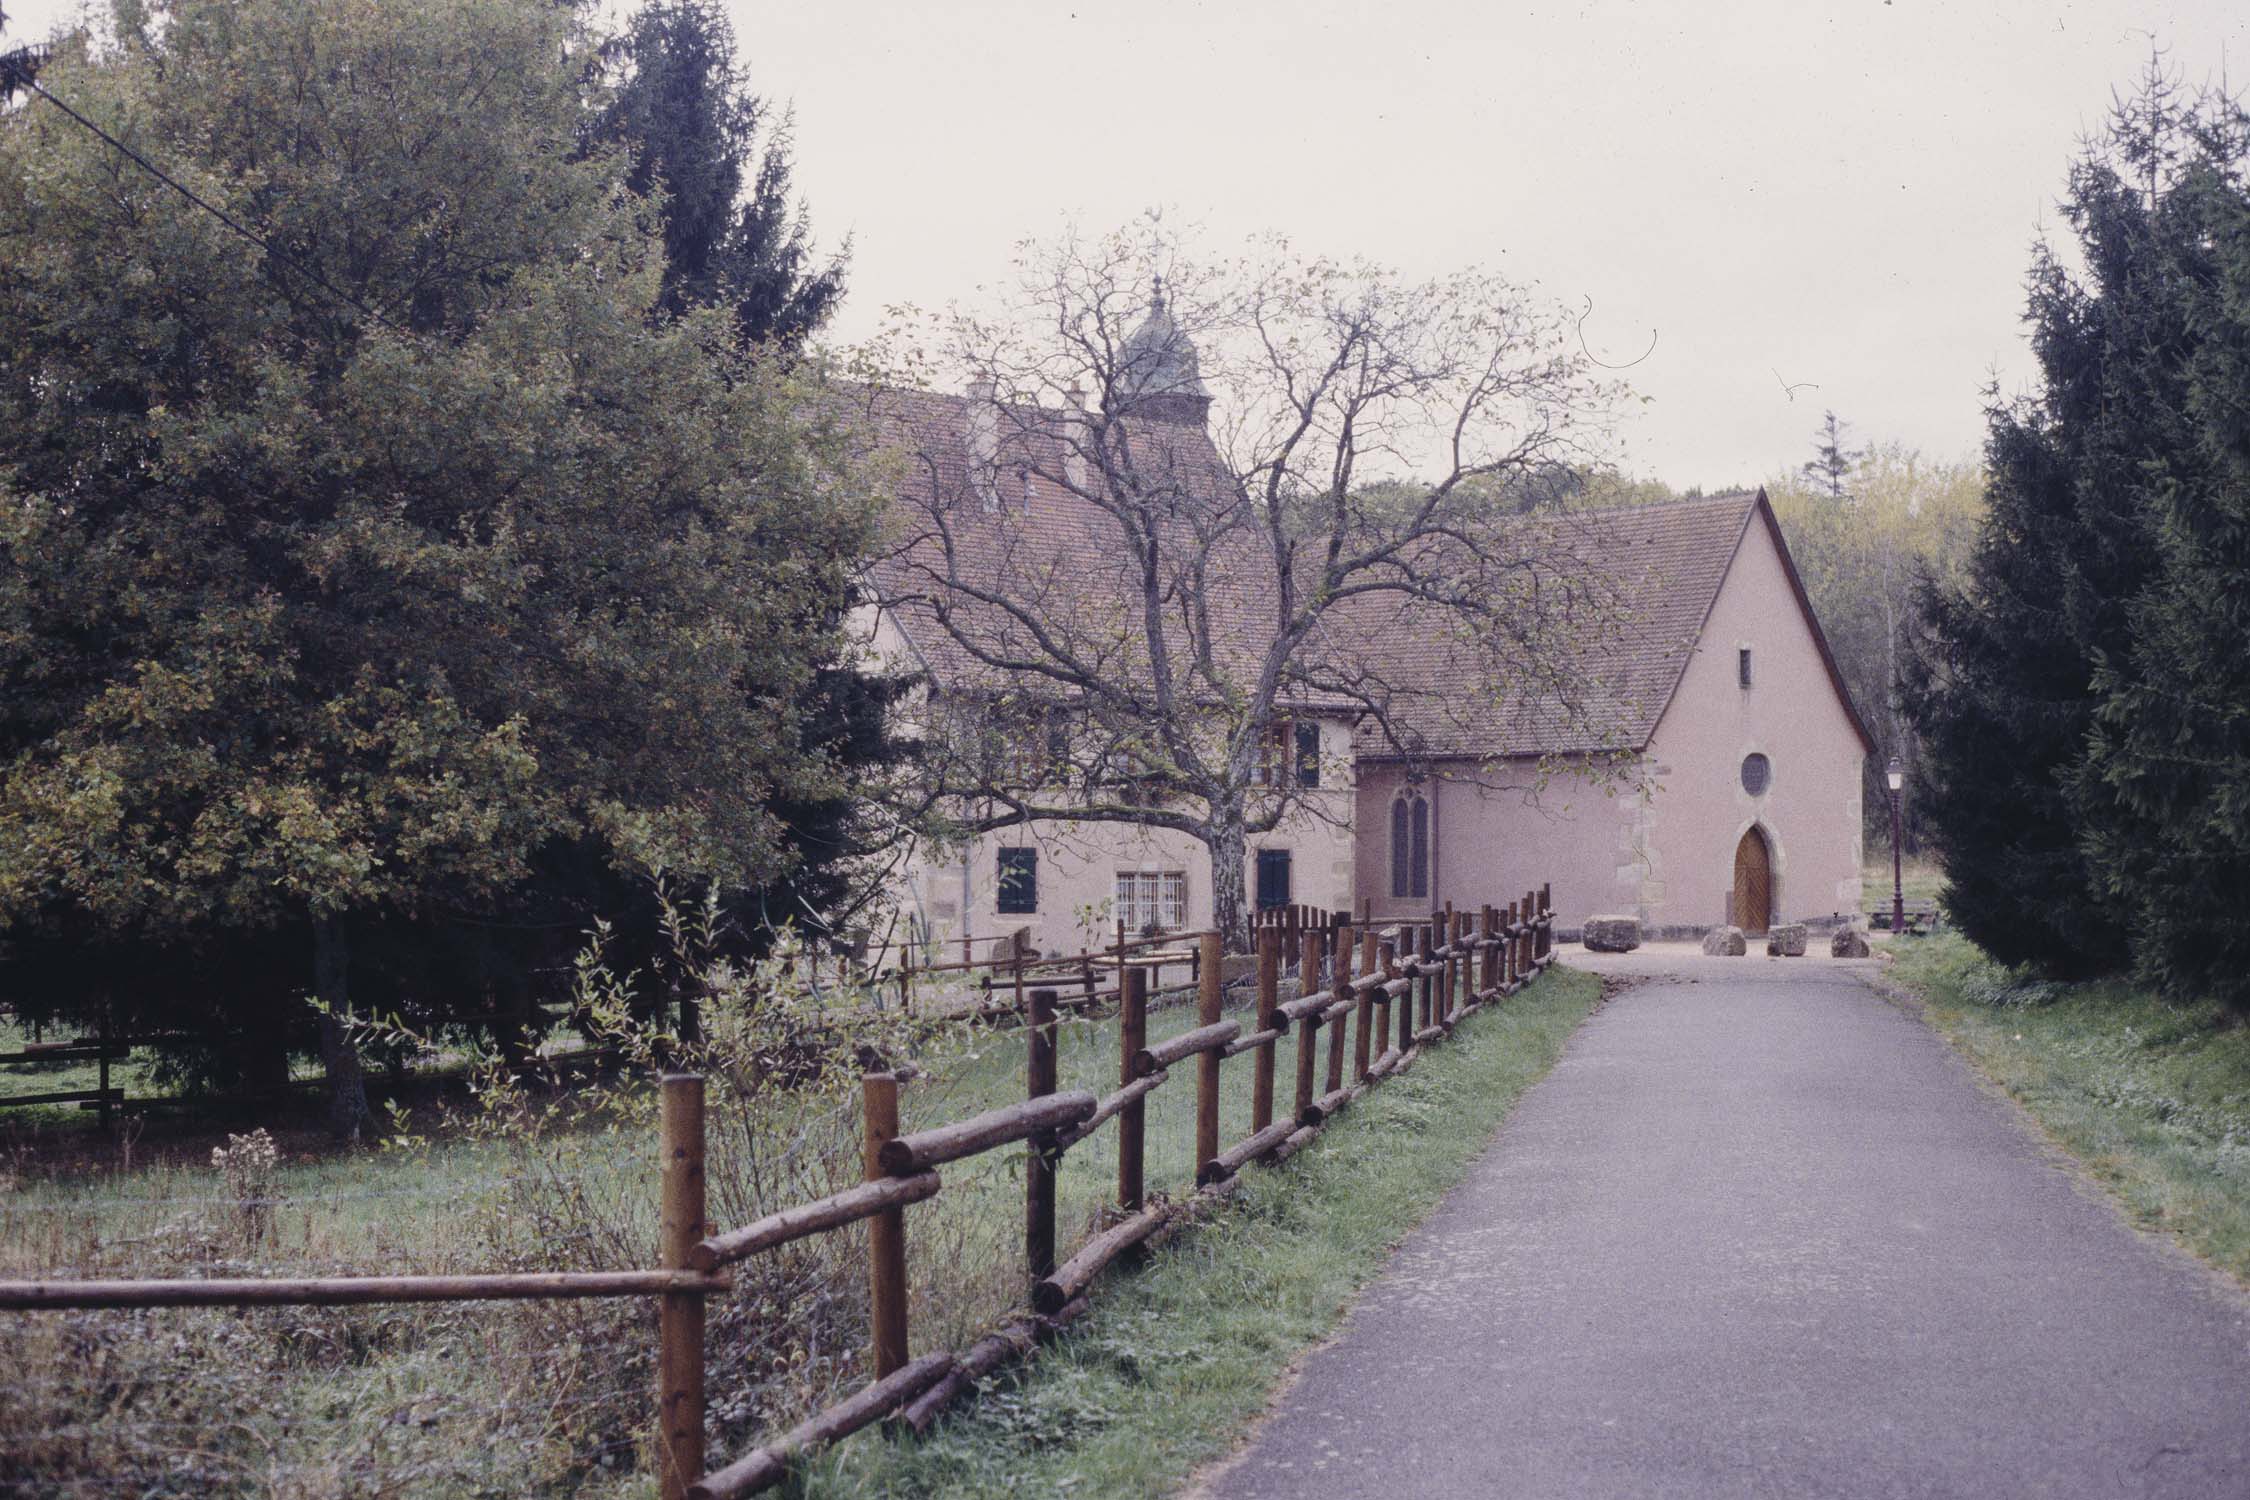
1192 950 2250 1500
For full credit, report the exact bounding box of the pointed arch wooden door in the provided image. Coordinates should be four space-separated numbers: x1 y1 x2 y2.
1732 827 1773 935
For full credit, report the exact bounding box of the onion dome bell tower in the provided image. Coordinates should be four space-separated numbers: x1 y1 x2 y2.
1113 276 1212 427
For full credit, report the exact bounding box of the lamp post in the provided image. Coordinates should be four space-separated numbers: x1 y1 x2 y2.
1886 756 1905 935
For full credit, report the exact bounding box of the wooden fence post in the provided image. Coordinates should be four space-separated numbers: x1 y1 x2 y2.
1119 966 1147 1214
1326 918 1350 1095
1458 908 1476 1016
1196 932 1222 1175
1355 926 1377 1081
1442 903 1456 1024
658 1074 707 1500
1479 907 1496 997
97 1000 113 1132
1295 927 1322 1121
1026 987 1059 1283
1417 922 1435 1031
1253 929 1278 1132
863 1073 909 1379
1540 883 1553 960
1392 933 1411 1054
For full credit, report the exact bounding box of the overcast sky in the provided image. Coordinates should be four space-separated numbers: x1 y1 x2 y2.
8 0 2245 488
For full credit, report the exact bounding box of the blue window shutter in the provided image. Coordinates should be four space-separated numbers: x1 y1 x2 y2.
997 847 1038 914
1256 849 1292 910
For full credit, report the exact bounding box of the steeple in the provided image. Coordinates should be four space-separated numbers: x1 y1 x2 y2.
1113 275 1211 427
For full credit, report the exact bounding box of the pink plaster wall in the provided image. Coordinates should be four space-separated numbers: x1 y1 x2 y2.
1637 511 1866 927
1352 512 1866 934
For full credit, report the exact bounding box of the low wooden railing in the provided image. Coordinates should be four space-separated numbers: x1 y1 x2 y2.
2 884 1558 1500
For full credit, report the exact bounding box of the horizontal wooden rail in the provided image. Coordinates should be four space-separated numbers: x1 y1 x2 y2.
0 1269 728 1311
1133 1020 1240 1073
1199 1117 1296 1185
901 929 1215 980
1220 1025 1283 1059
875 1091 1097 1175
690 1352 956 1499
1055 1071 1168 1152
1032 1201 1177 1314
900 1295 1090 1435
691 1173 942 1271
1274 989 1336 1022
0 1088 124 1110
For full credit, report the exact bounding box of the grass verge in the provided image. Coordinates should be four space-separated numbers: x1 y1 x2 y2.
1891 933 2250 1284
803 963 1601 1499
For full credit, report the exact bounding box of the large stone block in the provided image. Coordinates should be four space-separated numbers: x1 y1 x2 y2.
1582 914 1642 953
1765 922 1809 957
1701 925 1747 956
1830 926 1871 958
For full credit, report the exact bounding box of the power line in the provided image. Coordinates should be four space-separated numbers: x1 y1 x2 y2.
6 54 406 335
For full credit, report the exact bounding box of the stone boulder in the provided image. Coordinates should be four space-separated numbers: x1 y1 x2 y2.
1830 926 1871 958
1765 922 1808 957
1581 914 1642 953
1701 925 1747 956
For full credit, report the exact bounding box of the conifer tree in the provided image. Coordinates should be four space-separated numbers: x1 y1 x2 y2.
594 0 845 345
2071 87 2250 1012
1901 67 2193 977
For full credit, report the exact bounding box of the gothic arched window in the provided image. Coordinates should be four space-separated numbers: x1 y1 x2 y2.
1390 793 1430 899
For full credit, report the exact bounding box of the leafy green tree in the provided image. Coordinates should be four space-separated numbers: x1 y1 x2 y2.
2071 89 2250 1012
593 0 845 344
1769 441 1984 855
0 0 869 1132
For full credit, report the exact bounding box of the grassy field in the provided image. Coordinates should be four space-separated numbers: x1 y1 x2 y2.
0 963 1596 1497
1891 934 2250 1286
812 964 1602 1499
1861 856 1946 913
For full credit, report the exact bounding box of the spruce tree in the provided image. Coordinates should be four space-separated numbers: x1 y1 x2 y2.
2072 90 2250 1012
1901 70 2196 977
594 0 845 345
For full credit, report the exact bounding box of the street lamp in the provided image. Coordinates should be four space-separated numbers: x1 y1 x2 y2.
1886 756 1905 935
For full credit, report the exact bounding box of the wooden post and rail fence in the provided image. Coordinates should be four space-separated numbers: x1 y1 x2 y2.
0 883 1557 1499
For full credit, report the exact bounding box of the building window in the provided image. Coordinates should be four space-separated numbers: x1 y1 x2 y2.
1116 870 1186 934
1390 793 1430 899
1741 753 1772 796
1251 718 1324 787
1255 848 1293 910
996 847 1038 914
1739 647 1754 688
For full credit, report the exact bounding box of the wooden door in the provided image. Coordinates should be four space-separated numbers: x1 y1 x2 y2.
1732 827 1772 935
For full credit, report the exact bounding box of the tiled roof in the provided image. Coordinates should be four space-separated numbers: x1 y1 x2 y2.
1339 492 1770 760
848 382 1861 761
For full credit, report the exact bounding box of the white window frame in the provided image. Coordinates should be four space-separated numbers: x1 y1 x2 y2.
1115 870 1187 933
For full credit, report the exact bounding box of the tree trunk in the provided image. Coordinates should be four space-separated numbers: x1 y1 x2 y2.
1206 817 1250 954
313 916 372 1142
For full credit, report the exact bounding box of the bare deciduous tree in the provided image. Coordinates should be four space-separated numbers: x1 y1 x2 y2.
861 228 1631 947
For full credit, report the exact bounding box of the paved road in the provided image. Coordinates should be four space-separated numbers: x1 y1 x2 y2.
1193 951 2250 1499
